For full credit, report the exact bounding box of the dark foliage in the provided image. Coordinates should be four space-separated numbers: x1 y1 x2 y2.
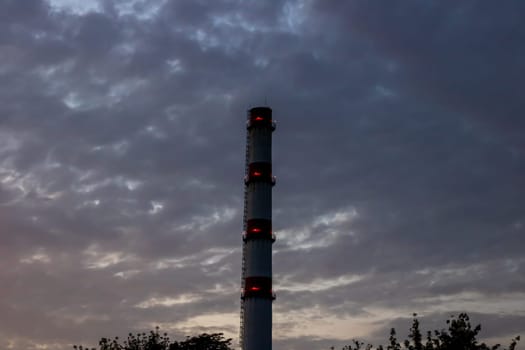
338 313 520 350
73 328 233 350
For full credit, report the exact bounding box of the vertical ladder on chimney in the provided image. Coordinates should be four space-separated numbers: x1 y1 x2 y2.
239 125 250 350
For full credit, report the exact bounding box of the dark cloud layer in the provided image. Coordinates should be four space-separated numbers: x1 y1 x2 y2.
0 1 524 349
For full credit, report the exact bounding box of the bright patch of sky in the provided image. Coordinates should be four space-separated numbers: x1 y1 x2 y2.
149 201 164 215
277 207 358 251
277 274 365 292
82 244 135 269
48 0 166 20
153 248 239 271
74 175 141 194
166 59 184 74
176 207 237 232
142 125 167 139
415 292 525 316
19 249 52 264
281 0 310 33
47 0 102 14
135 294 201 308
113 0 167 20
137 313 239 344
62 78 147 111
0 167 63 203
274 305 383 341
168 312 239 335
113 269 141 279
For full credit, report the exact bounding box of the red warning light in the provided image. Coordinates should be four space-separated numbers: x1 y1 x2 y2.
243 276 273 299
246 163 272 184
247 108 274 130
245 219 272 241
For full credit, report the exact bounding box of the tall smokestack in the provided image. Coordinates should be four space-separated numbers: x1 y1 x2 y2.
240 107 276 350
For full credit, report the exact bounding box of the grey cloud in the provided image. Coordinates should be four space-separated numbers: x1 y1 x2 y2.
0 1 524 349
310 0 525 146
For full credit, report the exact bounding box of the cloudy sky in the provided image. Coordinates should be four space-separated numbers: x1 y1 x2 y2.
1 0 524 349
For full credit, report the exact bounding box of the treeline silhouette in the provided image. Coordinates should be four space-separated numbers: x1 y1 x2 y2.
338 313 520 350
73 330 232 350
73 313 520 350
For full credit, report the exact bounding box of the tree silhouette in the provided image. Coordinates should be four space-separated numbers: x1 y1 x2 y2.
339 313 520 350
73 328 232 350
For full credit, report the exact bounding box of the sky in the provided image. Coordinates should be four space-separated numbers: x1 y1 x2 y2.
1 0 524 349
